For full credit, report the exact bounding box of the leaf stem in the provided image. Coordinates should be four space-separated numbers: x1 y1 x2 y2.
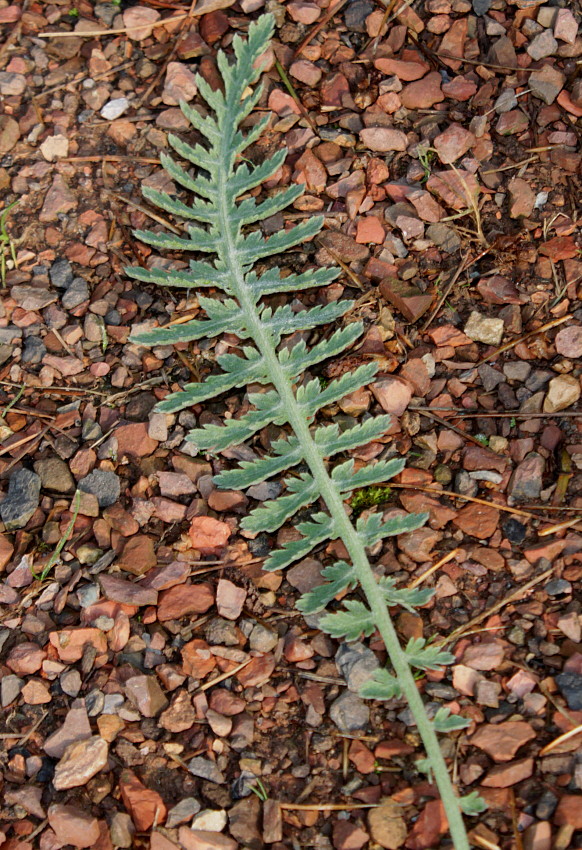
217 130 470 850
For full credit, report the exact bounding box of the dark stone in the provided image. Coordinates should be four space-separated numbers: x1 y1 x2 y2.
473 0 490 14
125 392 157 422
344 0 374 32
22 337 47 364
61 277 89 310
555 672 582 710
544 579 572 597
78 469 120 508
502 517 526 544
49 259 73 289
0 468 41 530
535 790 558 820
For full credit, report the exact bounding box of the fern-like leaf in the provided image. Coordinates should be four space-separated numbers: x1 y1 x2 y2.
127 18 473 849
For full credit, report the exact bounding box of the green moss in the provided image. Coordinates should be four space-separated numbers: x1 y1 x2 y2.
350 485 392 515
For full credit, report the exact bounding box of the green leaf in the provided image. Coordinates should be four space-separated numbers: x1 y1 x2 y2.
280 322 362 376
320 600 376 641
377 577 434 613
297 561 356 615
186 392 285 450
125 264 217 290
264 512 336 571
331 457 405 493
214 438 302 489
357 510 428 548
432 707 471 733
131 301 245 347
299 363 379 420
404 638 456 672
359 668 402 700
313 416 392 456
142 185 217 225
242 473 319 533
459 792 487 816
247 265 340 297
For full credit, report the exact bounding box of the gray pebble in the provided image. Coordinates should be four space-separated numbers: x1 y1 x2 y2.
61 277 89 310
329 691 370 733
0 468 41 530
335 642 379 693
78 469 120 508
50 259 74 289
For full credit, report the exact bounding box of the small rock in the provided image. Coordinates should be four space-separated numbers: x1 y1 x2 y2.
34 456 76 494
167 798 202 828
61 669 82 697
344 0 374 32
115 422 158 458
470 720 536 762
120 769 167 830
0 115 20 153
47 804 101 848
400 72 444 108
188 756 225 784
359 127 408 152
123 5 161 40
158 583 215 621
189 516 231 553
508 453 545 503
555 671 582 711
545 578 571 597
464 311 504 345
482 757 534 787
216 579 246 620
544 374 580 413
228 797 262 845
0 71 25 95
554 8 578 44
367 799 407 850
44 699 92 759
78 469 120 508
555 795 582 829
125 675 169 717
178 828 237 850
110 813 135 848
53 736 109 790
287 1 321 24
371 376 412 416
335 642 379 692
0 468 41 530
1 674 23 707
163 62 198 105
529 64 564 104
6 641 46 675
399 527 441 562
555 326 582 357
527 29 558 60
62 277 89 310
192 809 228 831
508 177 535 218
99 574 158 607
118 534 157 575
496 110 529 136
160 690 196 732
319 230 369 263
462 641 504 671
40 134 69 161
329 691 370 732
40 175 77 222
433 123 475 163
374 57 429 80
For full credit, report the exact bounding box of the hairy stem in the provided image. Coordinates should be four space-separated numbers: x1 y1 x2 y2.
217 163 470 850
